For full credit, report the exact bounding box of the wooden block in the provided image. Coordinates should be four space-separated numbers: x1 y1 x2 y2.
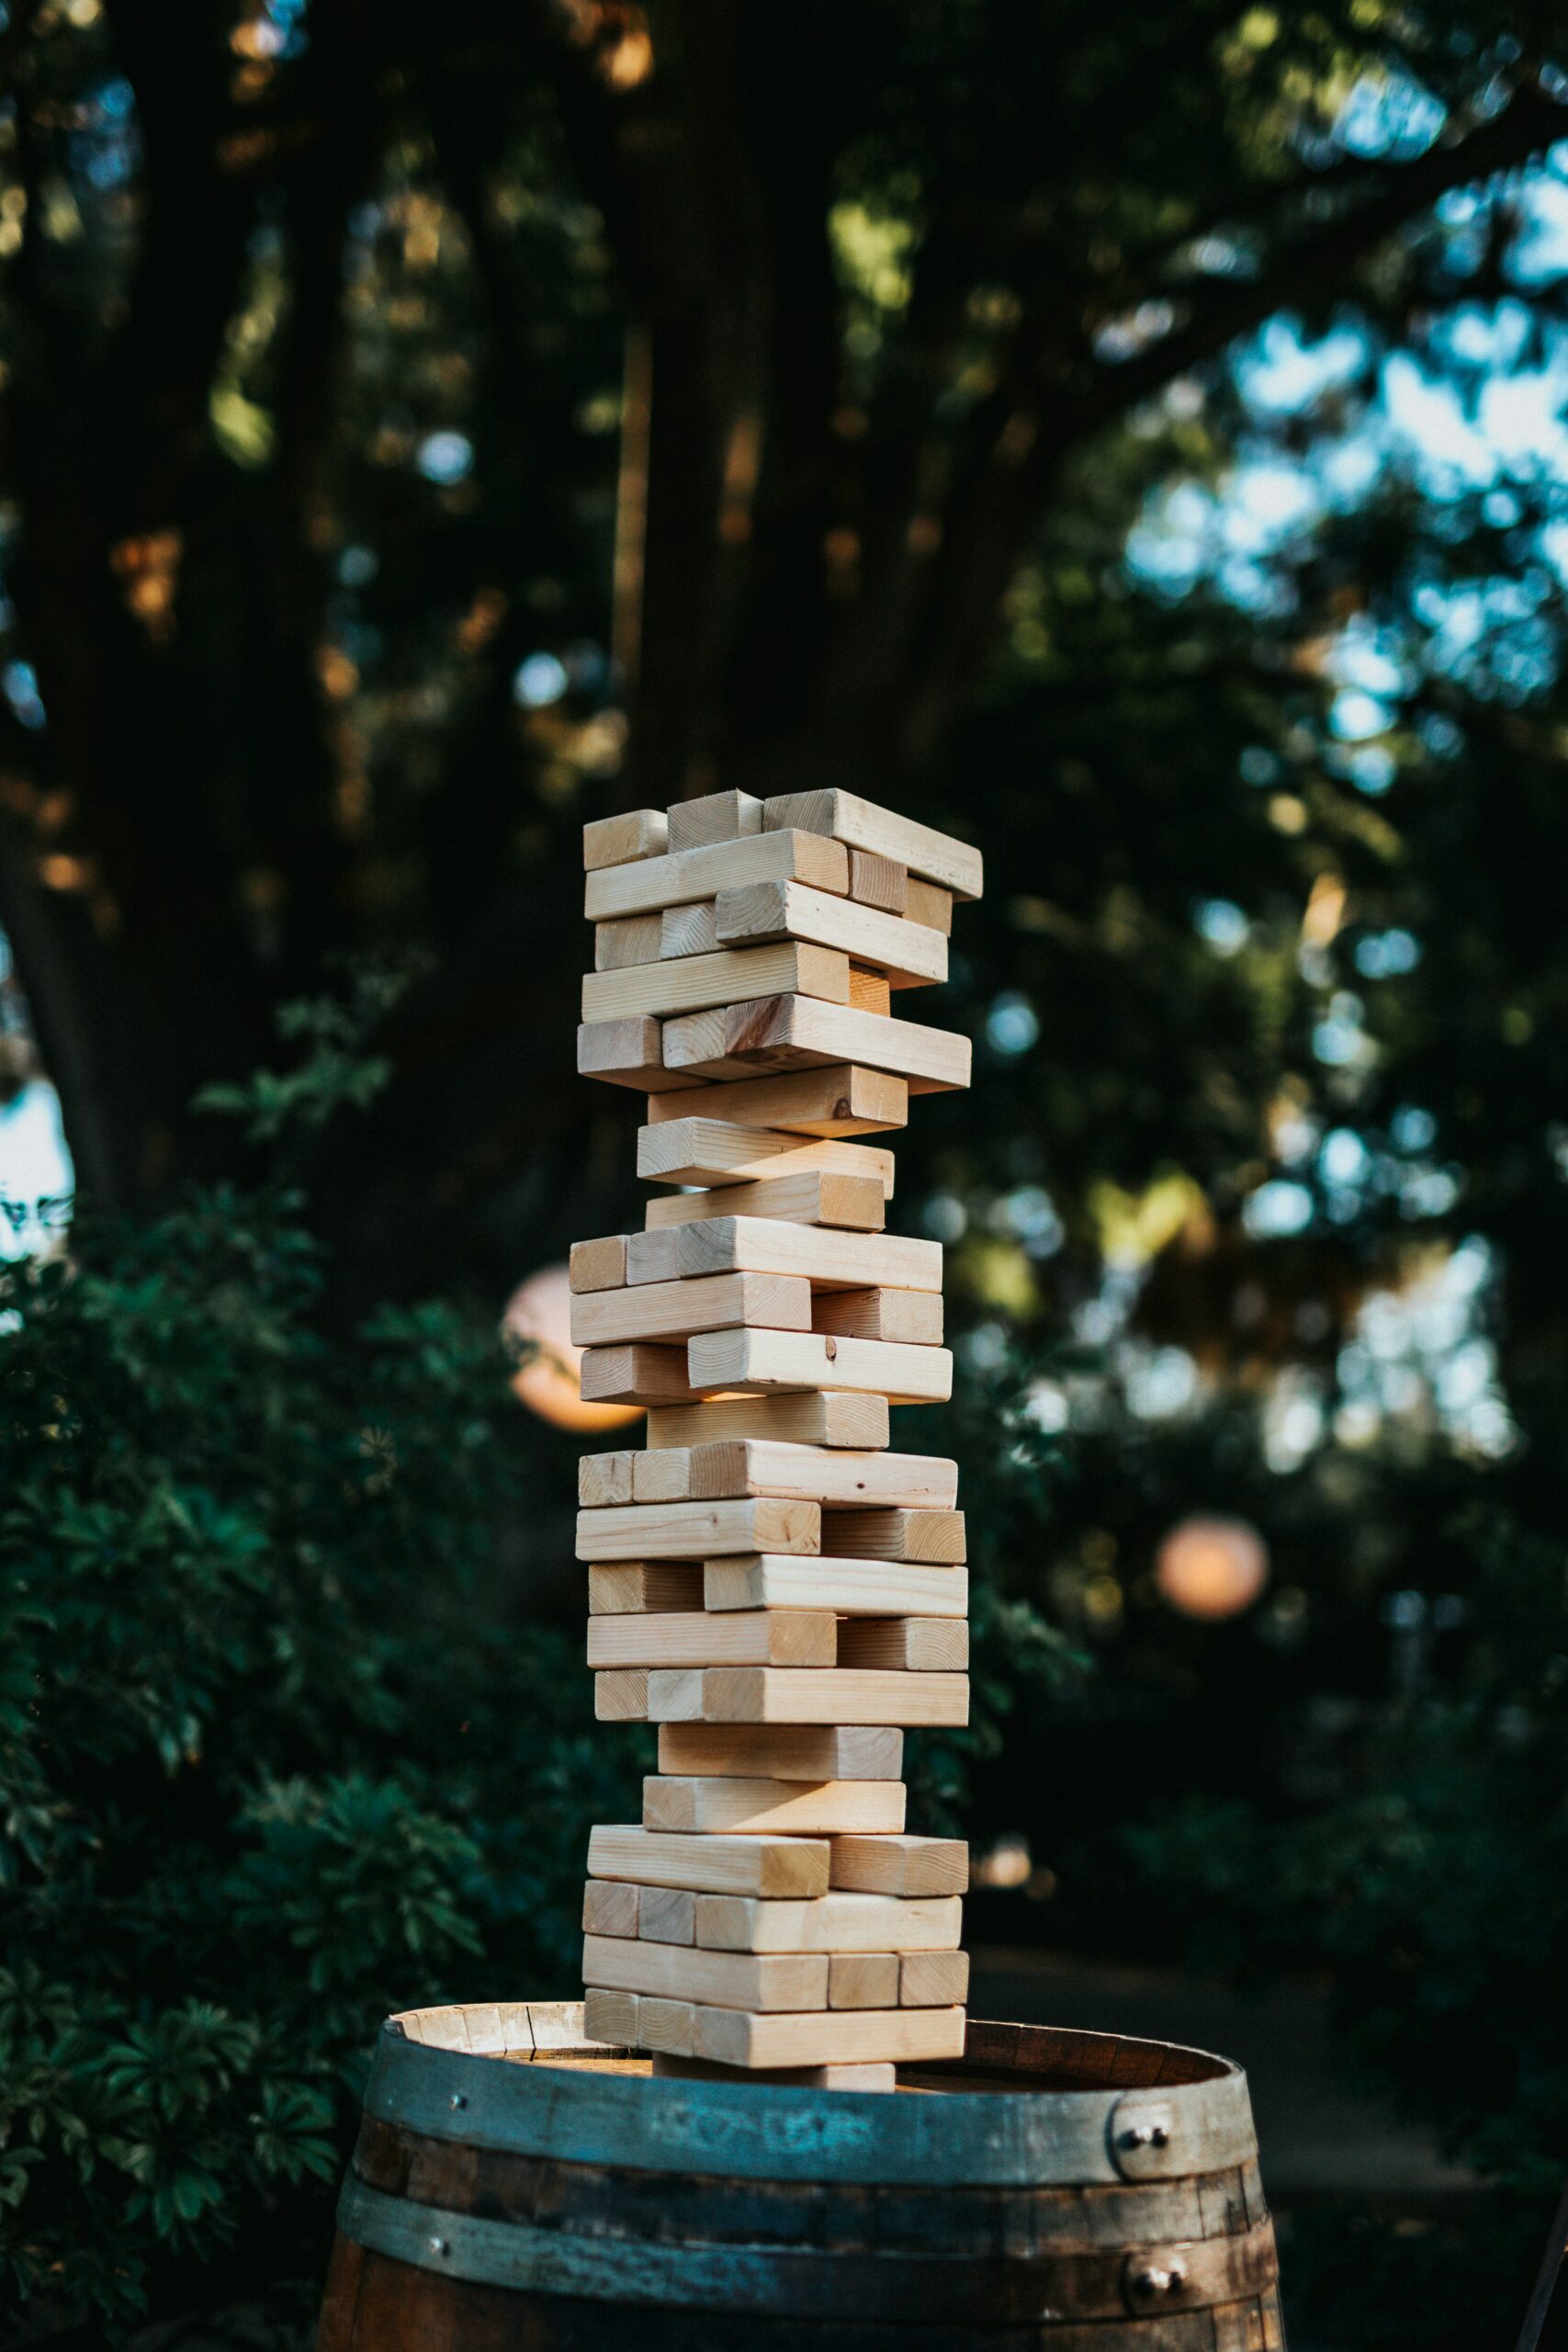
901 1950 971 2007
657 1724 904 1782
576 1496 820 1562
666 789 763 853
645 1170 886 1233
580 1343 698 1407
667 994 970 1093
595 914 662 970
582 1879 641 1939
715 879 946 988
637 1117 896 1196
651 2052 895 2092
594 1669 649 1720
584 828 849 922
625 1227 684 1284
660 899 718 958
643 1775 906 1836
579 1450 635 1508
829 1834 968 1895
638 1996 695 2056
578 1016 697 1093
570 1271 811 1349
583 808 668 871
631 1449 694 1502
818 1508 966 1563
696 1892 961 1954
836 1618 969 1671
847 966 892 1017
586 1932 829 2015
761 789 983 899
687 1328 953 1406
904 876 953 935
588 1562 705 1614
678 1216 942 1295
705 1556 967 1619
650 1004 758 1080
849 848 907 913
570 1236 628 1294
692 2002 966 2071
645 1065 908 1139
683 1439 958 1510
587 1609 836 1668
588 1824 829 1897
645 1393 889 1451
637 1886 696 1945
651 1668 969 1726
581 943 849 1026
813 1288 944 1345
582 1987 641 2046
829 1952 901 2008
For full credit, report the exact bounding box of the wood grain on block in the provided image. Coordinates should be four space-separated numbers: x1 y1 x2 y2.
659 899 717 958
705 1555 967 1619
695 1891 962 1954
583 808 668 871
904 876 953 935
651 2052 896 2093
692 2001 967 2071
688 1328 954 1406
582 941 850 1026
813 1287 944 1346
849 848 907 913
829 1834 969 1895
637 1885 695 1945
630 1448 693 1502
645 1064 908 1139
715 878 947 988
637 1996 695 2055
683 1439 957 1509
645 1392 889 1452
578 1016 698 1092
655 1667 969 1727
656 1723 903 1782
654 1003 756 1080
761 789 983 900
678 1215 942 1294
581 1986 641 2047
579 1342 698 1407
847 967 892 1017
666 788 762 853
645 1170 886 1234
692 993 972 1094
637 1117 897 1196
829 1952 901 2008
570 1235 628 1293
587 1562 704 1615
583 1932 828 2015
643 1774 906 1837
578 1450 634 1508
901 1949 971 2007
581 1879 641 1939
625 1227 683 1284
819 1507 966 1563
587 1609 835 1669
594 912 662 969
570 1271 811 1349
576 1496 819 1562
836 1617 970 1672
594 1668 649 1721
588 1824 830 1897
583 827 849 922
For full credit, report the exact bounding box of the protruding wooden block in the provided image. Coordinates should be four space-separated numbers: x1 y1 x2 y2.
900 1950 971 2007
631 1449 693 1502
588 1824 829 1897
829 1952 901 2008
578 1016 697 1092
683 1440 958 1510
637 1117 896 1196
677 1216 942 1294
586 1609 836 1669
584 828 850 922
667 994 970 1093
583 808 668 871
660 900 718 958
582 1986 641 2046
904 876 953 935
691 2002 966 2071
818 1508 966 1563
656 1723 904 1782
643 1774 906 1836
847 967 892 1017
588 1562 704 1614
595 913 663 969
695 1892 962 1954
586 1933 833 2016
652 2052 896 2092
849 849 907 913
650 1667 968 1727
638 1996 695 2056
625 1227 684 1285
645 1064 908 1138
829 1835 968 1895
645 1170 886 1233
581 1879 641 1939
645 1393 890 1452
570 1235 628 1293
576 1496 820 1562
813 1288 944 1346
667 789 762 854
570 1271 812 1349
836 1617 970 1672
687 1328 953 1406
582 942 850 1026
594 1668 649 1720
579 1450 635 1508
714 879 947 988
580 1342 698 1407
637 1886 696 1945
705 1556 966 1619
761 788 983 900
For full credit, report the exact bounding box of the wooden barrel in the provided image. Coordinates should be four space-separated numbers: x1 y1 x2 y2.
318 2002 1284 2349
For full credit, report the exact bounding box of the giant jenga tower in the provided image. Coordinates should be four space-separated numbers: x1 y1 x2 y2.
572 786 980 2089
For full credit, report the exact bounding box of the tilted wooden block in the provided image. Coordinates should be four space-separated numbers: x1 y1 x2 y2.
645 1170 886 1234
637 1117 896 1195
691 2001 966 2072
761 789 983 900
594 912 663 969
829 1952 902 2008
666 788 762 854
644 1393 890 1451
829 1834 969 1895
570 1271 811 1349
645 1064 908 1138
577 1016 698 1092
647 1666 969 1726
583 827 849 922
588 1824 829 1897
819 1508 966 1563
687 1327 953 1405
570 1235 628 1293
813 1287 944 1345
665 993 971 1093
582 941 850 1026
849 848 907 913
581 1878 641 1939
579 1342 699 1407
836 1617 970 1672
656 1723 904 1782
694 1891 963 1954
900 1949 971 2007
583 808 669 871
705 1555 967 1620
642 1774 906 1837
587 1562 705 1615
715 878 947 988
586 1609 836 1669
677 1215 942 1293
576 1496 820 1561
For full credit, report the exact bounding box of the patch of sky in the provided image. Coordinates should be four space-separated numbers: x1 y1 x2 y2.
1355 927 1421 978
985 990 1039 1057
1192 897 1248 954
1243 1179 1314 1238
1313 990 1373 1069
1233 317 1369 417
3 662 45 731
1390 1104 1438 1153
1122 1342 1199 1421
416 431 473 485
991 1184 1065 1257
513 652 569 707
1333 70 1446 163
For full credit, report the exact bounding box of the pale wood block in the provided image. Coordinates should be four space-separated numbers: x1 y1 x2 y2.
588 1824 830 1897
829 1952 901 2008
643 1774 906 1837
652 2052 896 2092
849 848 907 913
645 1393 889 1451
583 808 668 871
570 1235 628 1293
587 1609 836 1669
715 878 947 987
667 788 762 853
848 966 892 1017
705 1556 967 1620
588 1562 704 1615
638 1996 695 2056
578 1016 699 1093
579 1450 635 1508
678 1216 942 1295
683 1439 957 1510
836 1617 969 1672
653 1667 969 1727
660 899 718 958
582 1987 641 2046
688 1328 953 1406
667 994 970 1094
625 1227 683 1284
570 1271 811 1350
761 789 983 899
813 1288 944 1346
595 913 662 969
582 942 849 1026
695 1891 962 1954
581 1879 640 1939
646 1170 886 1233
819 1508 966 1563
651 1003 756 1080
692 2001 967 2071
594 1668 649 1720
585 828 850 922
657 1723 903 1782
576 1496 820 1562
631 1448 694 1503
829 1834 968 1895
904 876 953 935
901 1949 971 2007
580 1342 698 1407
586 1931 830 2017
637 1885 696 1945
637 1117 896 1196
645 1064 908 1139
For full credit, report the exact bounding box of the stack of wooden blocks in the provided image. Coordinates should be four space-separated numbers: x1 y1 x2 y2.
573 786 981 2092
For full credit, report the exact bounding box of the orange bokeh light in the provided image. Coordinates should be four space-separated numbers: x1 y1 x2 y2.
504 1263 642 1433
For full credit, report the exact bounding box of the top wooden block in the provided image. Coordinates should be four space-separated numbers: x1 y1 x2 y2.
584 809 669 871
667 790 761 854
762 791 983 901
